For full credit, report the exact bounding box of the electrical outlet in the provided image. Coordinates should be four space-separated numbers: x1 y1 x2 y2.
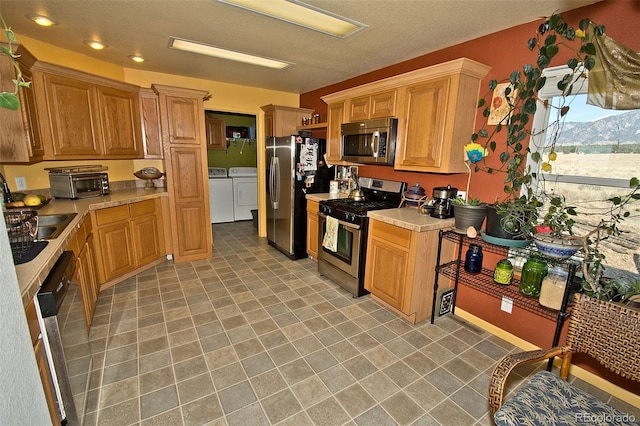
501 296 513 313
456 191 467 201
15 176 27 191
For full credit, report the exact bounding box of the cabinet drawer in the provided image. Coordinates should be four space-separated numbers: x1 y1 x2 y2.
371 220 411 249
129 199 156 218
307 200 319 214
94 205 129 226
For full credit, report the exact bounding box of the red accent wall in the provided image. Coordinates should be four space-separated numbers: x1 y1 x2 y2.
301 0 640 392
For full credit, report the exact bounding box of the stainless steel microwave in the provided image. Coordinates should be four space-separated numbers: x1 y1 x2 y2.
49 172 110 199
341 117 397 165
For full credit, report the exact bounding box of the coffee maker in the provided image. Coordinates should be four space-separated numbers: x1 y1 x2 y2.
431 185 458 218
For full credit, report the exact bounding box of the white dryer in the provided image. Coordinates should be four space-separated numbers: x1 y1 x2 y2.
229 167 258 221
208 167 234 223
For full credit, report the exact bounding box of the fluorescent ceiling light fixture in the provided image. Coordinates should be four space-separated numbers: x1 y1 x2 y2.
26 13 58 27
217 0 366 38
168 37 291 69
84 40 108 50
128 55 145 63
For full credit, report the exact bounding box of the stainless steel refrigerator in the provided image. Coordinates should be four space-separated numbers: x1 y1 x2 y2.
266 135 329 259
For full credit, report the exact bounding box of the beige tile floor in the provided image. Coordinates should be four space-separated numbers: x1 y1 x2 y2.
83 221 639 425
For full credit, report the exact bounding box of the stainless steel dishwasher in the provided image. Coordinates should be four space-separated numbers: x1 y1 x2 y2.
36 250 92 425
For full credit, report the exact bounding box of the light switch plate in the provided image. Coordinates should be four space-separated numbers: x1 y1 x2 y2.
15 176 27 191
501 296 513 313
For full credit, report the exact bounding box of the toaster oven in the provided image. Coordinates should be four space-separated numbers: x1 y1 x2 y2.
49 172 110 199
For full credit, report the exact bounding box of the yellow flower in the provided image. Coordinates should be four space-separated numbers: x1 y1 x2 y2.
548 151 557 161
575 28 586 39
542 162 552 172
464 142 488 163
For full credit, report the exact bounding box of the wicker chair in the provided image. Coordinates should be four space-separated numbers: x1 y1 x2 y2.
488 293 640 425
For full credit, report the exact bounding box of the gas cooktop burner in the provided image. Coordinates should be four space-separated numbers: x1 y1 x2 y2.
319 178 407 224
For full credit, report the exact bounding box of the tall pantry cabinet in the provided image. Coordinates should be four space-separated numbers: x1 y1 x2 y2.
153 84 212 263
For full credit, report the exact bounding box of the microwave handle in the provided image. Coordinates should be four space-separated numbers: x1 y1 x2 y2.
371 131 379 158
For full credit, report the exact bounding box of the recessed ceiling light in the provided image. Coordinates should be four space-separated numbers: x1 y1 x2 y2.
26 13 58 27
168 37 291 69
218 0 366 38
84 40 108 50
128 55 145 63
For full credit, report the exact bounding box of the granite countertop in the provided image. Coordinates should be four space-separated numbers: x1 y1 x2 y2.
306 192 349 202
368 206 455 232
16 188 168 304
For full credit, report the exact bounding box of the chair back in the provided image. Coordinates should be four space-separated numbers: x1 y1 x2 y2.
566 294 640 382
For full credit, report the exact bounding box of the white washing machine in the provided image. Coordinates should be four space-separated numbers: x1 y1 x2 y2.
229 167 258 221
208 167 234 223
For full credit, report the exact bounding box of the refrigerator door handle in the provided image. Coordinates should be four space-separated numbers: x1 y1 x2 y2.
272 156 280 209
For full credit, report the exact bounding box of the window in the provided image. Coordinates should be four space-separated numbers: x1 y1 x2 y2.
528 66 640 280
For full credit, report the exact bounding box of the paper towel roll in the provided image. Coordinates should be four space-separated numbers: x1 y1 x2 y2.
330 180 339 194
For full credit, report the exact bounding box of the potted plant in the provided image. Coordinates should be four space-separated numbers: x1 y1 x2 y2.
451 142 489 234
469 13 640 300
0 12 29 110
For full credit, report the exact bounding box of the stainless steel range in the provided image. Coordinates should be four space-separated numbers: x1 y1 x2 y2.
318 178 406 297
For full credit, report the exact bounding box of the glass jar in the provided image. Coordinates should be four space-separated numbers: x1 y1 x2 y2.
493 259 514 285
539 266 569 310
464 244 483 274
519 255 548 297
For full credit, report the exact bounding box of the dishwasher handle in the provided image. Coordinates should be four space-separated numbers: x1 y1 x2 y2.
36 251 76 318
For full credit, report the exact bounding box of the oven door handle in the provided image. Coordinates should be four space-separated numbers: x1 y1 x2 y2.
318 212 361 230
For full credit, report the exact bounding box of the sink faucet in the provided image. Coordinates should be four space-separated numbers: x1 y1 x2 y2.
0 172 13 203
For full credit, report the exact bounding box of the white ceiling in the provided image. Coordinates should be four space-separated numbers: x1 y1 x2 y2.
0 0 601 94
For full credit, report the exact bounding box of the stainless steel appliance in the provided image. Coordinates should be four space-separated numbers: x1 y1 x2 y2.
36 251 92 425
431 185 457 218
318 177 406 297
46 165 109 199
266 135 330 259
341 118 398 165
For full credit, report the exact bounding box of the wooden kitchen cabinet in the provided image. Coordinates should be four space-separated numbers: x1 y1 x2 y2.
325 102 345 164
31 62 143 160
130 198 165 265
0 43 43 163
92 199 165 284
205 116 227 150
24 299 59 424
322 58 490 172
154 84 211 263
77 233 98 328
364 218 442 324
347 89 397 122
306 200 319 260
394 61 490 173
261 104 314 137
139 87 163 158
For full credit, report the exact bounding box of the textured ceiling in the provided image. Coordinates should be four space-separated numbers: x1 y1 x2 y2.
0 0 601 93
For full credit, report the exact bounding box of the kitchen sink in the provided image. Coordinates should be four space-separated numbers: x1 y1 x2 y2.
36 213 77 240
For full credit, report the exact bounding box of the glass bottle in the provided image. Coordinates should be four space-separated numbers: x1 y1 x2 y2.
539 266 569 310
464 244 483 274
519 255 548 297
493 258 514 285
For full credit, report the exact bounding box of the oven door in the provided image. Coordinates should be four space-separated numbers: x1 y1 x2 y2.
317 212 362 278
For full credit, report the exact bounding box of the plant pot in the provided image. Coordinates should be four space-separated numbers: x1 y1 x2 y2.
453 203 487 233
485 204 526 240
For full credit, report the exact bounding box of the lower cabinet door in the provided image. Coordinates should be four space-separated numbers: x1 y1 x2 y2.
131 214 163 265
77 238 98 328
364 237 409 311
96 221 135 282
34 337 60 424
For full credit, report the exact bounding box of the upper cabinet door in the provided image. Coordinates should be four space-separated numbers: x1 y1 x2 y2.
139 88 163 159
395 78 450 170
41 72 101 157
164 96 201 145
97 85 142 157
205 117 226 150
